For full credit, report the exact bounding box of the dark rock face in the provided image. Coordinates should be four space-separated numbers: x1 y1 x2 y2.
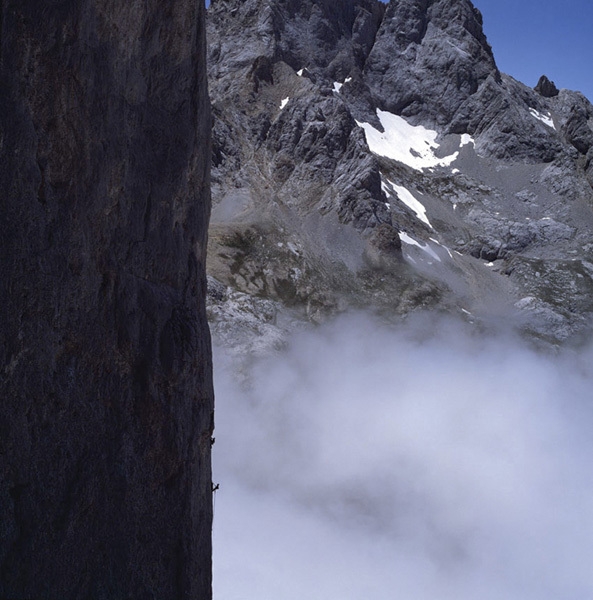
208 0 384 80
535 75 560 98
0 1 213 598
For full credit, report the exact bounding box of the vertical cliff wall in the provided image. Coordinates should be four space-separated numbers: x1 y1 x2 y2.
0 1 213 598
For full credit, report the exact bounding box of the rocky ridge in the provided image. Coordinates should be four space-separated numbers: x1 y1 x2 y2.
207 0 593 348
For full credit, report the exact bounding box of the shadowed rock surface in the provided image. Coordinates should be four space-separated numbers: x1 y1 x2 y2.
207 0 593 348
535 74 560 98
0 1 213 598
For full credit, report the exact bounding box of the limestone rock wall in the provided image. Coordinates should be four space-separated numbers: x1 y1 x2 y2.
0 1 213 597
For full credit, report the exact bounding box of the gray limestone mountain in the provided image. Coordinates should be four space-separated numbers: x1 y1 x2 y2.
206 0 593 349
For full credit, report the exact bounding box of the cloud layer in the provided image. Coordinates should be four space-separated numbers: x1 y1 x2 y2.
213 313 593 600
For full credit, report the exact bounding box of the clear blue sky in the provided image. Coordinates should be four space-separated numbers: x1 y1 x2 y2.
472 0 593 100
205 0 592 101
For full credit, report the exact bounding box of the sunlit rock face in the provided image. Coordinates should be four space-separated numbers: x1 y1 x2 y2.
364 0 499 125
207 0 593 347
0 1 213 597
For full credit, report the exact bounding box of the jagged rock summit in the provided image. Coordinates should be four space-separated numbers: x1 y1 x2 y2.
207 0 593 348
535 74 560 98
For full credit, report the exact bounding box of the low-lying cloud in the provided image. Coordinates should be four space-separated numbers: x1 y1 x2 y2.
212 312 593 600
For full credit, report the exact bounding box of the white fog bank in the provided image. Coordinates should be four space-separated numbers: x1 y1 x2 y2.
212 313 593 600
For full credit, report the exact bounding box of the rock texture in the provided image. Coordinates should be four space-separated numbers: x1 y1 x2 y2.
0 1 213 598
535 74 559 98
365 0 499 125
207 0 593 347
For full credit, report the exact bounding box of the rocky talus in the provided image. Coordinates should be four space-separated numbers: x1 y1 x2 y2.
207 0 593 347
0 1 213 598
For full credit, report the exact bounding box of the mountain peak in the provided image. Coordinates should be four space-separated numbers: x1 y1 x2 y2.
535 74 560 98
365 0 498 124
207 0 593 346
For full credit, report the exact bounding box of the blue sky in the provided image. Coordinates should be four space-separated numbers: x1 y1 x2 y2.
473 0 593 100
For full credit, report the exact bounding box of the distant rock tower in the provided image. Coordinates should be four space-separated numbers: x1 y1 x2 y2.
535 75 560 97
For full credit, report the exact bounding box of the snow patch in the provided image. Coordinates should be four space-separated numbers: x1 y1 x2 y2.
529 108 556 130
280 97 290 110
515 296 537 310
429 237 453 258
382 177 432 228
392 182 432 228
333 77 352 94
356 110 460 171
399 232 441 263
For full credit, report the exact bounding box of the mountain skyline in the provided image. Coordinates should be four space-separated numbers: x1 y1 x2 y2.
473 0 593 101
205 0 593 101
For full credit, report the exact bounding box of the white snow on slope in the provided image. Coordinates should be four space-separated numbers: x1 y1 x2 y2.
399 232 441 262
356 110 462 171
382 177 433 228
529 108 556 130
429 237 453 258
333 77 352 93
280 97 290 110
392 182 432 228
460 133 475 146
